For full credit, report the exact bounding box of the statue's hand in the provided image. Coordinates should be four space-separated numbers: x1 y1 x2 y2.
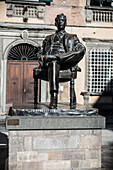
74 43 85 51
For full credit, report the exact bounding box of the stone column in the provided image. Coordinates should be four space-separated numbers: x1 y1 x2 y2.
0 38 2 113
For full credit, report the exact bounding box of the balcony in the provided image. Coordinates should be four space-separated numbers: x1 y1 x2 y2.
86 6 113 23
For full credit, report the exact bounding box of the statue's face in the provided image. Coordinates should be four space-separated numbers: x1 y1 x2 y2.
55 15 66 31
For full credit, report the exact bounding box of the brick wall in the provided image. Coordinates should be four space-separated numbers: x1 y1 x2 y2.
44 0 86 25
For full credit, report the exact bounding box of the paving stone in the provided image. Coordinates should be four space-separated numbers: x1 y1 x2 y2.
71 160 102 169
69 130 94 135
85 149 101 159
9 162 22 170
24 136 32 151
102 145 113 169
48 150 62 160
9 152 17 162
9 136 24 152
0 148 8 170
79 159 101 169
80 135 101 149
102 129 113 146
43 160 71 169
71 160 79 168
22 162 43 170
9 130 45 136
17 151 48 162
62 150 85 160
33 135 80 150
43 130 69 136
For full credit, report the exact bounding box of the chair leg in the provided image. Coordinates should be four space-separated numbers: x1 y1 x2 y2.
34 78 38 104
70 77 76 109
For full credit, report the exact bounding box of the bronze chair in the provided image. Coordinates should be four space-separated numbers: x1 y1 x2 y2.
33 65 81 109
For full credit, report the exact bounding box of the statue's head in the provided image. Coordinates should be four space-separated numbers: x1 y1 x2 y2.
55 13 67 31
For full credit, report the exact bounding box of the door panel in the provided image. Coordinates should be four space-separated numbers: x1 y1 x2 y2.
24 62 39 103
6 62 23 103
6 61 39 104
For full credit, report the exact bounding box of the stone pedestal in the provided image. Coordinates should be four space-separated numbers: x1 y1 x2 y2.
6 103 105 170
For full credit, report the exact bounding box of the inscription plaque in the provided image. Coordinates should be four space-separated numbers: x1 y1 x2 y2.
7 119 19 126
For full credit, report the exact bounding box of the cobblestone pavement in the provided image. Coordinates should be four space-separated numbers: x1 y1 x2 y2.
0 148 8 170
0 117 8 170
101 145 113 170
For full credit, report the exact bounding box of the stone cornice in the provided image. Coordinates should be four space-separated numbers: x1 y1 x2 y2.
5 0 45 5
83 37 113 43
0 22 56 30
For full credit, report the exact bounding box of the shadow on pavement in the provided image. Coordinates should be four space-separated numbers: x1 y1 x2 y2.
0 132 8 170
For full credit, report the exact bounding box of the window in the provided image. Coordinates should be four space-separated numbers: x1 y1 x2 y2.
7 44 40 61
39 0 53 5
6 1 46 19
39 0 53 2
90 0 113 7
82 38 113 96
86 0 113 22
87 48 113 94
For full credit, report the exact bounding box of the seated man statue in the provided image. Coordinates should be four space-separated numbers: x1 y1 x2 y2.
36 13 86 109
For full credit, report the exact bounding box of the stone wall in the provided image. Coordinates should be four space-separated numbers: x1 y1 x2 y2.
0 1 85 25
9 129 102 170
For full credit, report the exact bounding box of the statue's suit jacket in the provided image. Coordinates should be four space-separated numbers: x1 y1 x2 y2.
42 31 86 56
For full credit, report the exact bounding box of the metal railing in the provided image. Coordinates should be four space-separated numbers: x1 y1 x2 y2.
93 10 113 22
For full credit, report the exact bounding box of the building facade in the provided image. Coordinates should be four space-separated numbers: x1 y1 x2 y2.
0 0 113 113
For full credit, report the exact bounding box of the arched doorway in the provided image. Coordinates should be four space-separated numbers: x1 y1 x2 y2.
6 43 40 104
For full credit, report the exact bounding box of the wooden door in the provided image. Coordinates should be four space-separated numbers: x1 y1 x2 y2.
6 61 39 104
6 62 23 103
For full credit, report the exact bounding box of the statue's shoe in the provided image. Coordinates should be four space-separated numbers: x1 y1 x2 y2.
49 93 58 109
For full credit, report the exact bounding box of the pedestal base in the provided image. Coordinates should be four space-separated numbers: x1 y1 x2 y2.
6 103 105 170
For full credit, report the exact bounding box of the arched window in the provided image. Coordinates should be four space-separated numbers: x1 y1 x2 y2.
7 43 41 61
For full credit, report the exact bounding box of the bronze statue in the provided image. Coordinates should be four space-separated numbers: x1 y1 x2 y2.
34 13 86 109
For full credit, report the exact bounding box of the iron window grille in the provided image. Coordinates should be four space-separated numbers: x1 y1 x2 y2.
87 48 113 94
